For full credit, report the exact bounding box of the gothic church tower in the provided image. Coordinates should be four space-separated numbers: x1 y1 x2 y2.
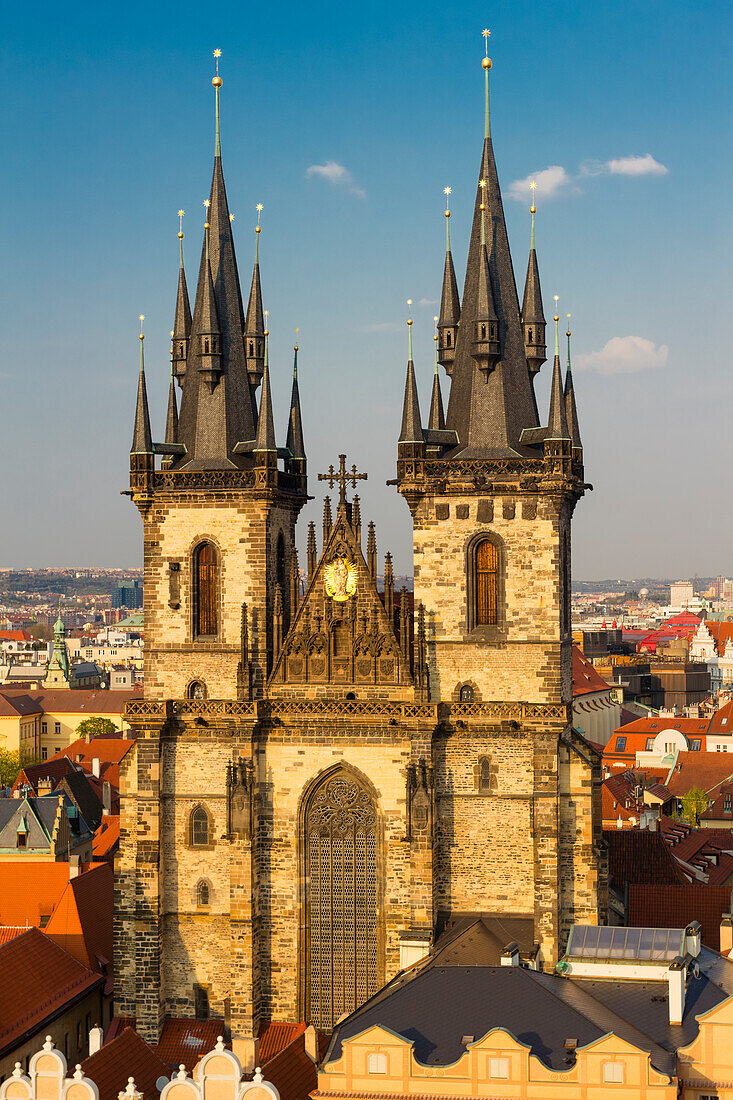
116 47 604 1057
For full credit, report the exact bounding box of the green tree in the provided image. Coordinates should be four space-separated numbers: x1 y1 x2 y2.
0 749 43 789
76 717 119 741
681 786 709 827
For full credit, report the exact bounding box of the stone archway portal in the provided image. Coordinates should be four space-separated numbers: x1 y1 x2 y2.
305 771 379 1028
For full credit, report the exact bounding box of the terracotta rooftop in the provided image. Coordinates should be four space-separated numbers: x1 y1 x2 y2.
709 697 733 734
93 816 120 860
662 753 733 797
627 883 732 950
0 692 44 717
154 1019 227 1072
572 647 612 697
0 861 104 929
258 1021 306 1064
0 689 136 715
605 827 684 888
44 863 113 989
262 1029 323 1100
83 1028 170 1100
0 926 27 945
50 738 135 788
0 927 102 1056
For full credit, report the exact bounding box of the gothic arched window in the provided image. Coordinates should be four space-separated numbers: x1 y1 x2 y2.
475 539 498 626
194 542 218 637
190 806 210 848
460 684 474 703
187 680 206 701
479 757 494 791
196 879 210 906
304 770 380 1029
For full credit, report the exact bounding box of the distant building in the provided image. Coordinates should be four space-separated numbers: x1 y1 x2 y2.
111 581 143 610
670 581 695 607
0 793 94 861
0 688 136 760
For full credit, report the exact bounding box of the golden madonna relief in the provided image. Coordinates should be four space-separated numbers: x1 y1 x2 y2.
324 557 358 602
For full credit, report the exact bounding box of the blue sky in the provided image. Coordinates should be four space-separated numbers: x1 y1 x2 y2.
0 0 730 578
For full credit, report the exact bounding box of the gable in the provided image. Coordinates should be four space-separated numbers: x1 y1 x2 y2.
268 505 412 693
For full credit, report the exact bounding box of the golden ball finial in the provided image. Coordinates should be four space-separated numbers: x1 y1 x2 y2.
255 225 261 234
530 205 536 215
482 56 492 70
445 209 451 218
178 231 184 240
554 315 559 322
204 221 210 230
213 76 223 88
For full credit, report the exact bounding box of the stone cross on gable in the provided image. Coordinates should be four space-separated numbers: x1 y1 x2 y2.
318 454 367 507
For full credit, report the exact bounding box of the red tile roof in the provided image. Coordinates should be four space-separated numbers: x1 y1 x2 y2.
0 862 104 929
0 927 26 945
154 1019 227 1072
703 621 733 657
709 698 733 735
50 738 135 788
44 863 113 985
93 816 120 860
627 883 732 950
0 928 102 1055
259 1021 306 1064
83 1028 170 1100
662 753 733 797
605 828 684 887
0 631 33 642
262 1030 320 1100
571 647 611 698
0 692 44 717
1 689 136 715
12 757 79 794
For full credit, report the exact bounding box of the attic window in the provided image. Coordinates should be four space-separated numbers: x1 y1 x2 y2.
723 718 728 726
615 737 627 751
367 1054 387 1075
645 737 655 751
725 796 732 813
690 739 702 751
488 1058 509 1080
16 832 27 849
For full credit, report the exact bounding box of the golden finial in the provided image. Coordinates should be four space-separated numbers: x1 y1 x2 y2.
255 203 263 234
433 315 439 342
177 210 185 240
553 294 559 322
406 299 413 327
295 326 300 352
264 308 269 336
566 312 571 337
479 178 487 210
139 315 145 341
444 185 452 216
229 213 234 222
213 49 223 88
529 181 537 215
482 28 492 69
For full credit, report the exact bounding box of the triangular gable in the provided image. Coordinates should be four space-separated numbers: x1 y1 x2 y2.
268 505 412 693
342 1023 414 1049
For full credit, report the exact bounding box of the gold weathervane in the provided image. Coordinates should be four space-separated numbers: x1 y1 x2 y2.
482 28 492 70
213 49 222 88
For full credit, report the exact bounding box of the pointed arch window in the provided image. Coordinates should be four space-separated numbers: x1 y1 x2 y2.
194 542 218 637
190 805 210 848
475 539 498 626
303 770 380 1029
196 879 211 907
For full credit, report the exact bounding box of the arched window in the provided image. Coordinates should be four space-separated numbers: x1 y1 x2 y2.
475 540 498 626
194 542 218 637
459 685 474 703
190 806 210 847
446 330 451 348
187 680 206 701
304 769 379 1028
479 757 494 792
196 879 210 906
528 328 534 344
481 323 486 340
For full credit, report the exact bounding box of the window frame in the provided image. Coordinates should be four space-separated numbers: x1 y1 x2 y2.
465 532 505 638
189 804 213 849
192 540 220 640
488 1056 509 1080
367 1053 387 1075
602 1061 624 1084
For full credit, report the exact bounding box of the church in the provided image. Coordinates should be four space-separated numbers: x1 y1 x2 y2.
116 44 606 1057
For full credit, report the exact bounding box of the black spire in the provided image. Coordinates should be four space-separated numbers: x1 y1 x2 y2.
472 183 501 373
175 68 256 469
399 316 423 445
198 222 222 393
172 213 192 388
437 193 460 374
521 197 547 381
286 341 305 462
165 361 179 446
564 323 582 456
131 322 153 455
244 207 265 392
444 57 539 457
254 333 277 455
546 317 570 441
428 332 446 431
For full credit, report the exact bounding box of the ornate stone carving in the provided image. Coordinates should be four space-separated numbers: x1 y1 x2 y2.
406 759 434 841
227 759 255 841
307 776 376 834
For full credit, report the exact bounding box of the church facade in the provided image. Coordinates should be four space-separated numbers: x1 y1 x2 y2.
115 53 606 1053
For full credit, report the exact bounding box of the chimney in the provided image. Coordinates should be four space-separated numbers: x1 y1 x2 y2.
69 854 81 880
89 1024 103 1055
303 1024 318 1064
102 781 111 816
501 941 520 967
686 920 701 958
667 957 686 1025
92 758 101 779
720 914 733 955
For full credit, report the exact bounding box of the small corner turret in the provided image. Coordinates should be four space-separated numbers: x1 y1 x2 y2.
521 186 547 380
437 189 460 374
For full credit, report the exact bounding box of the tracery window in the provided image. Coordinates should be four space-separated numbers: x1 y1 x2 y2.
196 879 211 906
190 806 210 848
459 684 474 703
187 680 206 701
193 542 218 637
475 539 498 626
305 771 379 1029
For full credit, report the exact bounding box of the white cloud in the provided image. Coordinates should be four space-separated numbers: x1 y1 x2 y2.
510 154 668 202
417 298 438 308
606 153 668 177
575 335 669 375
508 165 573 203
306 160 365 198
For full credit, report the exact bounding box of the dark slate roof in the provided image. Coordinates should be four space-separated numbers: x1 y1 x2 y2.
131 355 153 455
428 368 445 432
521 246 545 325
432 913 536 963
175 153 256 469
165 376 179 445
286 349 305 461
173 264 192 343
439 248 460 327
546 354 570 441
628 884 733 951
399 359 423 443
444 133 539 458
605 827 685 887
564 365 582 449
62 771 104 832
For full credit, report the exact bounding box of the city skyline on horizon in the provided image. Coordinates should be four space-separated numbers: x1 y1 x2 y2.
0 0 730 578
